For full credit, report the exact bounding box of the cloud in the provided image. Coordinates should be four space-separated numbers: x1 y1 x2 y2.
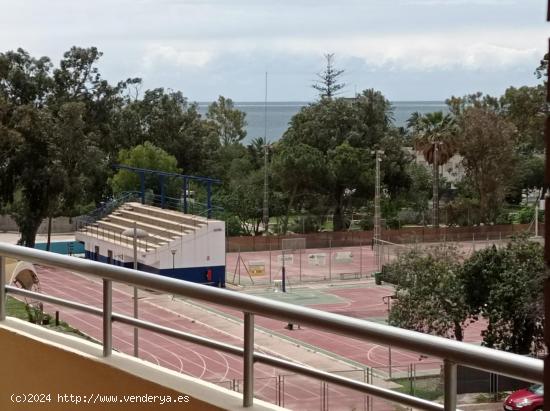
139 28 545 74
143 45 213 68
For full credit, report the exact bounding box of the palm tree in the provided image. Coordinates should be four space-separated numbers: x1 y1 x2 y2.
408 111 456 227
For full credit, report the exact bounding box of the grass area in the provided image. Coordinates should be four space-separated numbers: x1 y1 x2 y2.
392 375 443 401
6 296 97 343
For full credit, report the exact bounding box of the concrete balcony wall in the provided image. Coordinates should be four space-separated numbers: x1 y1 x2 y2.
0 317 283 411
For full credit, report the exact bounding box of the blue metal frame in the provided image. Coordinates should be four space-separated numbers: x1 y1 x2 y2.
113 165 221 215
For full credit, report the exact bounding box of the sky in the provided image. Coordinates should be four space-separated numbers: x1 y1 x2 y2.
0 0 547 101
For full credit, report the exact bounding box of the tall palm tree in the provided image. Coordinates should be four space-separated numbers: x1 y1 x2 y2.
408 111 457 227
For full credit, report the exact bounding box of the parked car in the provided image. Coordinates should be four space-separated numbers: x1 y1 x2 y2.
503 384 543 411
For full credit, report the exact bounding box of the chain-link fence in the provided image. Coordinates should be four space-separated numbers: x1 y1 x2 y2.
206 360 532 410
226 239 376 287
225 230 532 287
225 224 538 253
207 369 392 411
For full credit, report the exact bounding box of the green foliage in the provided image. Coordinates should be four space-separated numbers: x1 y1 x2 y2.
289 214 323 234
115 88 219 175
500 85 546 153
403 162 432 216
389 236 545 355
207 95 247 146
271 140 326 233
462 237 546 354
456 107 517 223
506 155 544 204
512 206 541 224
277 90 410 232
0 47 136 246
1 45 548 246
312 53 345 99
219 169 264 235
110 142 181 196
387 246 468 341
409 111 457 166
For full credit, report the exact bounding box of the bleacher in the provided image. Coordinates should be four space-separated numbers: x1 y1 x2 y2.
75 202 226 286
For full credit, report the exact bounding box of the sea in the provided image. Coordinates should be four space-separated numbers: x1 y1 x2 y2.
197 101 448 144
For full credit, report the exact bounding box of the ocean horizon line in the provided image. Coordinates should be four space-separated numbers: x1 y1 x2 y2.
196 100 446 105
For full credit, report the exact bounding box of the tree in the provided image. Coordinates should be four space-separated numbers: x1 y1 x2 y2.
115 88 219 175
271 141 328 233
52 46 136 161
387 246 469 341
408 111 457 227
0 49 60 247
462 238 545 354
220 169 265 235
403 162 432 219
500 85 547 153
110 142 181 197
279 90 411 231
327 142 372 231
506 154 544 204
445 92 500 117
312 53 345 99
206 96 247 146
457 107 517 223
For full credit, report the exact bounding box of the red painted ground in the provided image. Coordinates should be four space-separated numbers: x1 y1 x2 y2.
32 265 383 411
26 262 487 410
216 285 486 378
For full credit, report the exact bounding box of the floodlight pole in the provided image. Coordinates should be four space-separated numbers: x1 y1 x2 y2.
263 144 269 234
372 150 384 272
263 72 269 235
433 142 440 229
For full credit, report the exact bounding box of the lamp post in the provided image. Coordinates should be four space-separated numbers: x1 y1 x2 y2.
171 249 176 270
122 224 148 358
371 150 384 272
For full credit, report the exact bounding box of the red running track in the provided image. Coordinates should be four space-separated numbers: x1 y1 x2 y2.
32 266 390 411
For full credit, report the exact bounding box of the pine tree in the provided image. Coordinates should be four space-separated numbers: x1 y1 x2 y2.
312 53 345 99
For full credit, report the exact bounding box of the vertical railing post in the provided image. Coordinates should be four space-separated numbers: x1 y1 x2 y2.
207 181 212 219
444 359 457 411
243 312 254 407
103 279 112 357
0 256 5 320
139 172 145 204
160 174 166 209
183 177 188 214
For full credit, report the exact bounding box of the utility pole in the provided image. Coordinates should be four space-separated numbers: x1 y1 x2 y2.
432 142 440 228
372 150 384 271
263 72 269 234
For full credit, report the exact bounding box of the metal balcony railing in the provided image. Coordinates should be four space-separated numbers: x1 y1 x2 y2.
0 242 543 411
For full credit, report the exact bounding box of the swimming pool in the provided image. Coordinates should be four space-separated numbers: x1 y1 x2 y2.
34 241 85 255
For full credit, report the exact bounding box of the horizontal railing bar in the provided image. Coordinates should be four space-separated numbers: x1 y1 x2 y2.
6 286 103 316
3 286 445 409
0 243 543 384
112 312 244 357
255 353 448 411
5 286 245 357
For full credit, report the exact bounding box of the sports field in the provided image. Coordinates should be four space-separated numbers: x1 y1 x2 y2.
226 237 510 287
26 259 488 411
